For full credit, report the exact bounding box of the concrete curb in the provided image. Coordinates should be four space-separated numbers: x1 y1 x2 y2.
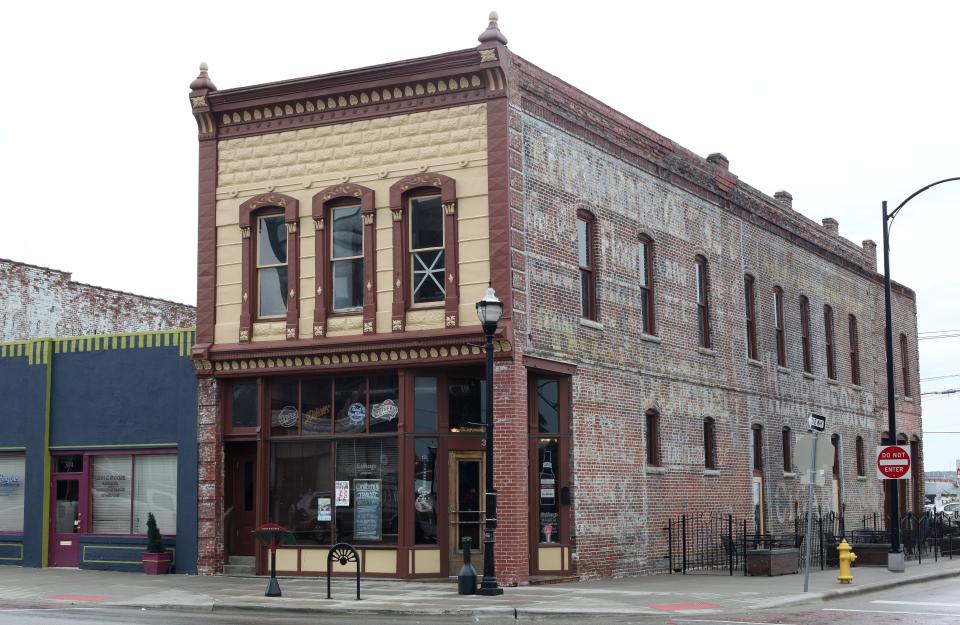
755 566 960 610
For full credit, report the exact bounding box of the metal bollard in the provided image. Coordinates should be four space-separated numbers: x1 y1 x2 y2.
457 537 477 595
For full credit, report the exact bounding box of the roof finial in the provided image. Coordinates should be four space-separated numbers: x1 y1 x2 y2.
190 61 217 91
478 10 508 45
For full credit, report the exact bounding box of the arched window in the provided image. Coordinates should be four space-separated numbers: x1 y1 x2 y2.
773 287 786 367
855 436 865 477
646 409 661 467
577 210 597 320
638 234 655 334
782 426 793 473
799 295 812 374
849 314 861 385
388 173 461 331
238 193 300 342
900 333 911 397
695 255 711 348
744 274 758 360
824 304 836 380
312 184 376 337
703 417 717 469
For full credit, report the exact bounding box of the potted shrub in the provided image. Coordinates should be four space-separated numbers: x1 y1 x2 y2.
142 513 173 574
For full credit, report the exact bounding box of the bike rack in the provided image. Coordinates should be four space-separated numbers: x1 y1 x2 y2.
326 543 360 600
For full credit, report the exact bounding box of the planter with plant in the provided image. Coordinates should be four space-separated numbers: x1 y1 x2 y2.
142 513 173 574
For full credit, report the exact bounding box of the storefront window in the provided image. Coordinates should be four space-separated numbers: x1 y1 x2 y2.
302 378 333 434
0 455 26 533
270 379 299 436
334 376 367 433
232 381 258 429
90 454 178 535
538 440 560 543
368 376 400 434
414 439 438 544
270 441 333 545
414 378 438 432
335 438 398 544
537 379 560 433
449 378 485 432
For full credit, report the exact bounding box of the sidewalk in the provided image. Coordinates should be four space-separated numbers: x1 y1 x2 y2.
0 559 958 618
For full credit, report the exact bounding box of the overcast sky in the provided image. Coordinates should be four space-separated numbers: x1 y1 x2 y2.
1 1 957 470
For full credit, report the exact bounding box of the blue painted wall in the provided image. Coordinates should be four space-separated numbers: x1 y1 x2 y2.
0 343 47 567
0 332 198 573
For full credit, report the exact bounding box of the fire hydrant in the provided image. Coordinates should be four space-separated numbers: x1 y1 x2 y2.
837 539 857 584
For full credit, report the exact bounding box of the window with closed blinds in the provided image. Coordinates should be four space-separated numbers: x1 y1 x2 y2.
133 455 178 534
91 456 133 533
0 455 26 532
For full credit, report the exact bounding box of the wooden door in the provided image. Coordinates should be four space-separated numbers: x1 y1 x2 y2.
226 443 257 556
49 477 82 567
448 451 484 576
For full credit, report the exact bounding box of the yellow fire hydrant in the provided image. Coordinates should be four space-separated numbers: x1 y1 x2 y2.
837 539 857 584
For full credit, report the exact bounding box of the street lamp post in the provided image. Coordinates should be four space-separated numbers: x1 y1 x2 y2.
475 286 504 596
881 177 960 573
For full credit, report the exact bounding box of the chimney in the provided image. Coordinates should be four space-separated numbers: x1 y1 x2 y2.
706 153 729 169
774 190 793 209
862 240 878 271
822 217 839 235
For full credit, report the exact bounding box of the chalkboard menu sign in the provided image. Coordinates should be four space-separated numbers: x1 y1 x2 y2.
354 479 382 541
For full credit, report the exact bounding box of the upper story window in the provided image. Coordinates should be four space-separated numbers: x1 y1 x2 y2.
331 203 364 312
855 436 865 477
410 195 445 305
389 173 461 332
695 255 711 348
312 184 376 338
239 193 300 343
703 417 717 470
744 274 758 360
848 314 861 386
578 211 597 320
638 235 655 334
782 427 792 473
752 424 763 472
799 295 812 373
773 287 786 367
257 213 289 318
900 332 911 397
824 304 836 380
645 409 661 467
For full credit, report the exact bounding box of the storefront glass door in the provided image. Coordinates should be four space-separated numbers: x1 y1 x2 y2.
50 477 82 566
448 451 484 575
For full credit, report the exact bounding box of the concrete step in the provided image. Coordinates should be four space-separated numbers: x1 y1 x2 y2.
223 564 256 576
228 556 255 566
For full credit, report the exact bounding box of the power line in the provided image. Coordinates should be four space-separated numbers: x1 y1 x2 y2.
921 374 960 382
921 388 960 396
920 329 960 335
919 333 960 341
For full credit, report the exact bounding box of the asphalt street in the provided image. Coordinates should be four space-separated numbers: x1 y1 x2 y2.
1 576 958 624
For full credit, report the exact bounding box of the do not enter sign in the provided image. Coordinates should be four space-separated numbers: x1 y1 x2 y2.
876 445 911 480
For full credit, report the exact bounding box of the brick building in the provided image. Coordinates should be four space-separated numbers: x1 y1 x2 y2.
188 15 922 582
0 258 196 341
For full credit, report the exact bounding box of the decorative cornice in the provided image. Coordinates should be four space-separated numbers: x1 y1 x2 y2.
213 70 505 139
209 339 511 376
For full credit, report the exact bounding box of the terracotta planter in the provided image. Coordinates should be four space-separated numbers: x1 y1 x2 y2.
142 551 173 575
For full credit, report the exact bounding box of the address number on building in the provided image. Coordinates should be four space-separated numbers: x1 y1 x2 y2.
876 445 911 480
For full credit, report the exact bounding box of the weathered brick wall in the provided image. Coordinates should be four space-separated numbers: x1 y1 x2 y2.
517 107 920 578
0 259 195 341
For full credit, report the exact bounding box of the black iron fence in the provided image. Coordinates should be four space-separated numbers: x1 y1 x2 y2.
665 509 960 576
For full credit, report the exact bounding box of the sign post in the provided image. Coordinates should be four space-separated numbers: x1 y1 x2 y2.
803 413 826 593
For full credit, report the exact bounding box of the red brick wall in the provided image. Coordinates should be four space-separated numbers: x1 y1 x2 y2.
0 259 195 341
512 101 922 577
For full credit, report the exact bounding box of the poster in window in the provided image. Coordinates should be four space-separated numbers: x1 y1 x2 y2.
353 479 381 541
335 480 350 507
317 497 332 522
